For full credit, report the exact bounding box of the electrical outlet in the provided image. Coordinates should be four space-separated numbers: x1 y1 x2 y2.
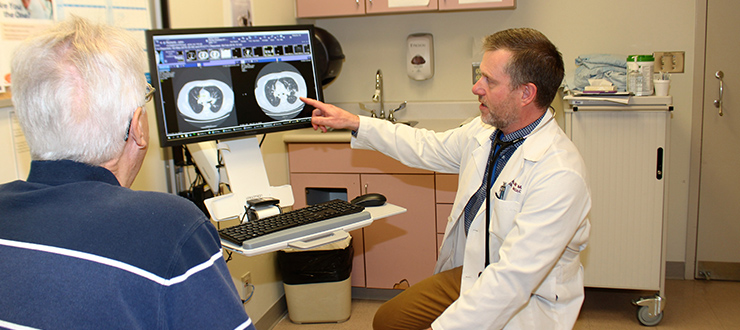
653 51 685 73
472 62 482 85
241 271 251 286
232 271 252 301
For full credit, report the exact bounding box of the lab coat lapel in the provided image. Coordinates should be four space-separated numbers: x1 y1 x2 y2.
456 129 495 211
464 129 496 234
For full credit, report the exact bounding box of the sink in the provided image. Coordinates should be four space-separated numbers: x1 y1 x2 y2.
395 120 418 127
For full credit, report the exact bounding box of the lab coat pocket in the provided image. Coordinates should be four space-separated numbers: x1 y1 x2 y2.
489 198 521 240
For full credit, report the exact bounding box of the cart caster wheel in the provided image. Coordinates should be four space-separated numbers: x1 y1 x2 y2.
637 305 663 326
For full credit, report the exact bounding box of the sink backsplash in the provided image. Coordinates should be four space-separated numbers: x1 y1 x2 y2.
335 101 479 119
332 101 480 131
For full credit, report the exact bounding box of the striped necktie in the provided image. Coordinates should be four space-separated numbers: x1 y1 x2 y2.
463 133 516 234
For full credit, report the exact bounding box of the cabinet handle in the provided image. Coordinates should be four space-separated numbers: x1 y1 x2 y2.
656 147 664 180
364 184 368 194
714 70 724 116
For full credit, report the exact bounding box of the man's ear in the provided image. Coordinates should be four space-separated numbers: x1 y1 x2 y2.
129 107 148 149
520 83 538 107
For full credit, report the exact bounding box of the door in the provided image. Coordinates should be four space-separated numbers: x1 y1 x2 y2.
361 174 437 289
365 0 437 14
695 0 740 280
295 0 365 18
438 0 515 11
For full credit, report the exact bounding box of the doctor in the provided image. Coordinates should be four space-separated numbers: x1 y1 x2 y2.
303 27 591 330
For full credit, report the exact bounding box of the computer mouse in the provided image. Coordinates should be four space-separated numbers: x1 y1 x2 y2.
350 193 387 207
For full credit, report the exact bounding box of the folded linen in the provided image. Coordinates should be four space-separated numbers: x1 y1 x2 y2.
572 54 628 92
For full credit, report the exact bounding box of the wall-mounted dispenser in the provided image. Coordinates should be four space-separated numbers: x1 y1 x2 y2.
406 33 434 80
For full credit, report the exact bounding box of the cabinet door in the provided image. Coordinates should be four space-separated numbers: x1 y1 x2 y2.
438 0 515 11
361 174 437 289
567 110 668 291
289 173 367 287
296 0 365 18
365 0 437 14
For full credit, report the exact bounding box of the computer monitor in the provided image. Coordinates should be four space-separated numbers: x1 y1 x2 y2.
146 24 323 147
146 25 323 215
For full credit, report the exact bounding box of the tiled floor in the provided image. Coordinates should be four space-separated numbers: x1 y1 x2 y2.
272 279 740 329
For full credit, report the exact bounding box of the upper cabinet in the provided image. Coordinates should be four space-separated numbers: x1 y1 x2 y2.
366 0 438 14
438 0 515 11
296 0 514 18
296 0 366 18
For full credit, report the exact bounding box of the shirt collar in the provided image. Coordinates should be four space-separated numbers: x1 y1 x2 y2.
26 160 121 187
492 111 546 143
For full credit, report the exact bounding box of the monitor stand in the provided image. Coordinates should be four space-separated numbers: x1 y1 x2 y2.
203 136 294 222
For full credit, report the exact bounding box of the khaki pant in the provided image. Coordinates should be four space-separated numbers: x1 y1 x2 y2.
373 266 463 330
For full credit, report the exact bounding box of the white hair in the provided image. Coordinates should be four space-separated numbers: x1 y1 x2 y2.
11 16 147 165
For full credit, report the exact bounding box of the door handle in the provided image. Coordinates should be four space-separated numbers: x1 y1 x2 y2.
714 70 724 116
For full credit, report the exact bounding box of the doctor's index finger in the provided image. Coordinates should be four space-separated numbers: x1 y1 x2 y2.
300 96 322 107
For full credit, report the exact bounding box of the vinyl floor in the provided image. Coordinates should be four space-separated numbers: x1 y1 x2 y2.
272 279 740 330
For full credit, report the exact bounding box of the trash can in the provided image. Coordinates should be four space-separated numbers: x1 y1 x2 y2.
277 235 353 324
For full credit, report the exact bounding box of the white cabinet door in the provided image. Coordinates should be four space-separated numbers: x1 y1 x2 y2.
566 109 669 291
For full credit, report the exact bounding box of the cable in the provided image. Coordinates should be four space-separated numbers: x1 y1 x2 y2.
258 134 266 147
241 283 255 304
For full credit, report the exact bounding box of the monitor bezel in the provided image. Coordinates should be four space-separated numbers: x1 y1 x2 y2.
145 24 323 147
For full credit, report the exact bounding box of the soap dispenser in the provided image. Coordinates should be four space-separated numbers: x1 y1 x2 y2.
406 33 434 80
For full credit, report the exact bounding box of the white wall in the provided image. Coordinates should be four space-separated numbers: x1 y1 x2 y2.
309 0 697 265
164 0 700 324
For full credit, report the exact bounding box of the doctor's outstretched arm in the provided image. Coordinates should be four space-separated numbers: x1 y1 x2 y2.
302 97 361 133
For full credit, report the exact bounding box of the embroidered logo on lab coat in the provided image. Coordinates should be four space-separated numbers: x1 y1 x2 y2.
507 180 522 194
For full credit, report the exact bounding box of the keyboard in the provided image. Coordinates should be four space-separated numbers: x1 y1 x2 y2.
218 199 370 249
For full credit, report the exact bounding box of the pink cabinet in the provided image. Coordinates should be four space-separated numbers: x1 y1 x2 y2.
365 0 437 15
296 0 513 18
295 0 365 18
362 173 436 288
438 0 515 11
288 142 437 289
435 173 457 256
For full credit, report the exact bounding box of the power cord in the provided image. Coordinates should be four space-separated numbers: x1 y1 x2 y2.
241 283 255 304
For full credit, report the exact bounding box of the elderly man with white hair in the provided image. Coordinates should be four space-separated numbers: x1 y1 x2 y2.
0 17 255 330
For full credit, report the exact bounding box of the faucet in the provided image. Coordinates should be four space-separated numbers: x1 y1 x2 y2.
388 101 407 123
372 69 384 119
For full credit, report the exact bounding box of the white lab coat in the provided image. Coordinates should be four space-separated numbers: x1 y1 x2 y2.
352 110 591 330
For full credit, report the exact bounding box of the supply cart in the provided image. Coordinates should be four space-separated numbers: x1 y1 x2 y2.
563 94 671 326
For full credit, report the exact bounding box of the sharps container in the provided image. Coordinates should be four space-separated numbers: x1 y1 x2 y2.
627 54 655 96
277 235 354 324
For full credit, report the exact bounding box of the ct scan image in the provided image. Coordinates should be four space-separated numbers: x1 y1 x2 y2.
254 62 307 120
172 66 237 131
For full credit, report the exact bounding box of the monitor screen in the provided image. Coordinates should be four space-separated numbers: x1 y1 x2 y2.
146 25 323 147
